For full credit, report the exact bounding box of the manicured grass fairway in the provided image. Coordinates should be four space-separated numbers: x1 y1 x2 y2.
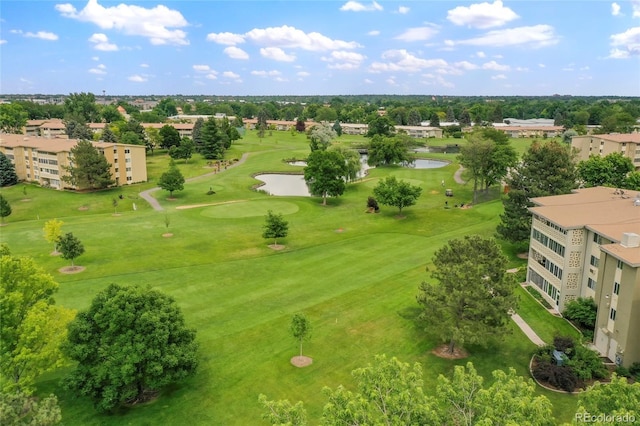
0 132 577 424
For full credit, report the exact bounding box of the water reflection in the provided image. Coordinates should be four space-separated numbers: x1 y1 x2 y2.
255 174 311 196
404 159 448 169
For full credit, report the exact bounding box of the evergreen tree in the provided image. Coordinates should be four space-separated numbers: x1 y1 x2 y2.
101 126 118 143
159 125 181 150
62 140 114 190
192 117 205 152
158 161 185 197
497 140 577 245
407 108 422 126
0 152 19 187
256 108 269 139
445 105 456 122
0 194 12 224
459 108 472 127
199 118 226 159
429 112 440 127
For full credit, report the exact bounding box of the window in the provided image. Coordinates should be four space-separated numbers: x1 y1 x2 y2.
126 167 131 172
609 308 616 321
590 256 599 267
617 260 624 270
588 278 597 290
614 282 620 295
115 168 119 173
126 176 132 181
593 234 602 244
124 149 130 154
125 158 131 163
114 158 118 163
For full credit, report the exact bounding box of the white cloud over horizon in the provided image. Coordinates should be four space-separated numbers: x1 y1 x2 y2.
447 1 519 29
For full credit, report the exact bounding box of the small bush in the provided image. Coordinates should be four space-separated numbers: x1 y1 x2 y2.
563 297 597 330
629 362 640 380
554 336 575 354
532 360 578 392
615 366 631 378
525 286 552 309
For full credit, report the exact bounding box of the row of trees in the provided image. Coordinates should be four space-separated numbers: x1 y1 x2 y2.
260 354 640 425
3 93 638 137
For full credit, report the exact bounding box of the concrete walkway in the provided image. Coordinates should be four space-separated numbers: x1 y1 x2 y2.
511 313 546 346
139 152 250 211
453 165 466 184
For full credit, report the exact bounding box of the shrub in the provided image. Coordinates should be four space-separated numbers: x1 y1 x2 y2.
532 360 578 392
554 336 575 354
563 297 597 330
525 286 552 309
566 344 608 381
615 366 631 378
629 362 640 380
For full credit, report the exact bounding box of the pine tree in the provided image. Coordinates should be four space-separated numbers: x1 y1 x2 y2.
0 152 19 187
61 140 114 190
158 161 185 197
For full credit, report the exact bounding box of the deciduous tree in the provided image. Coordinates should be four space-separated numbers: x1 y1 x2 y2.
0 152 19 187
43 219 64 254
303 150 347 205
0 391 62 426
577 152 634 189
0 255 74 392
57 232 84 268
258 394 307 426
263 210 289 246
367 135 413 167
0 103 28 134
575 374 640 421
373 176 422 215
158 161 185 197
366 115 395 137
290 314 311 357
159 124 181 150
416 235 517 354
308 123 336 151
61 140 114 190
62 284 198 412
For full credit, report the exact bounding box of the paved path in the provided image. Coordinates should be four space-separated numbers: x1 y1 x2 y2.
139 152 250 212
511 313 546 346
453 165 466 184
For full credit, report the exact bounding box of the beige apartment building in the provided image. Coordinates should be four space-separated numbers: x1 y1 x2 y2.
571 133 640 170
0 134 147 190
526 186 640 367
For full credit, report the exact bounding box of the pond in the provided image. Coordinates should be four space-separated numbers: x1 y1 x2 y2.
255 174 311 196
403 159 449 169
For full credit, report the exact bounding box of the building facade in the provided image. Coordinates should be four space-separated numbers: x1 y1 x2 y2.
525 187 640 367
0 134 147 190
571 134 640 170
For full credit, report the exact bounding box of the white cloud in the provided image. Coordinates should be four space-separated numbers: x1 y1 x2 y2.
369 49 448 73
633 0 640 17
222 71 241 81
24 31 58 41
580 65 590 70
92 56 99 61
251 70 282 77
206 32 246 45
447 1 519 29
260 47 296 62
447 25 559 48
205 73 218 80
491 74 507 80
538 63 546 68
224 46 249 59
386 77 397 85
128 74 147 82
368 30 380 36
88 33 118 51
476 51 486 58
611 2 622 16
394 26 439 42
340 1 383 12
140 63 149 68
397 6 410 14
56 0 189 45
420 73 454 88
322 50 366 70
245 25 360 51
482 60 510 71
609 27 640 58
193 64 211 72
89 64 107 75
297 71 310 77
455 60 479 70
364 78 373 84
0 40 6 45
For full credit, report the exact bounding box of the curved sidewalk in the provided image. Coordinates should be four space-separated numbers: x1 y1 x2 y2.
139 152 250 212
511 313 545 346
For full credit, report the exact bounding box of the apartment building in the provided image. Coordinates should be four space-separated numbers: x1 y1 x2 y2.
571 133 640 170
0 134 147 190
525 186 640 367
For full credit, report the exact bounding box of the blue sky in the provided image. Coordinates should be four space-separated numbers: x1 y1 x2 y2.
1 0 639 96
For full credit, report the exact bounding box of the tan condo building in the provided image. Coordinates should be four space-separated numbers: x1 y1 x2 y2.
571 133 640 170
525 186 640 367
0 134 147 190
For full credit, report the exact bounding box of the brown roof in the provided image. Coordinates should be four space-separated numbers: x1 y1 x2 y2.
0 134 135 153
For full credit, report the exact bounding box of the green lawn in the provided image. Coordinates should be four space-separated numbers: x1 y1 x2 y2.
0 131 578 425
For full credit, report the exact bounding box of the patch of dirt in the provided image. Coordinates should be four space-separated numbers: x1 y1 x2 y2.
0 223 7 227
78 206 89 211
176 199 248 210
162 233 174 238
50 251 61 256
431 344 469 359
335 228 345 233
21 198 31 202
517 252 529 259
268 244 285 250
166 197 177 201
430 190 440 194
291 356 313 368
59 266 86 274
112 213 122 217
